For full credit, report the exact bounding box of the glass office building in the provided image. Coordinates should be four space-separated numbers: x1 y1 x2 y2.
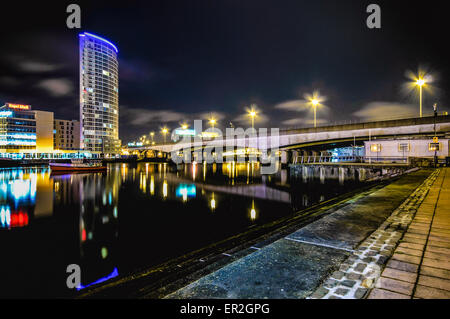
0 104 36 152
0 103 54 158
79 32 121 154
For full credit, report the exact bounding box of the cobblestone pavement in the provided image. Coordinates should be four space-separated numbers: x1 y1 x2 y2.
310 169 442 299
369 168 450 299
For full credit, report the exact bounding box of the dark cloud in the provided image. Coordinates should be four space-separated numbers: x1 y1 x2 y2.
282 118 328 127
19 61 64 73
35 78 74 97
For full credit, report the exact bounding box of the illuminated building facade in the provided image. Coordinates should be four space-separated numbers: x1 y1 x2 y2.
79 32 121 155
365 139 450 159
54 119 80 151
0 103 54 157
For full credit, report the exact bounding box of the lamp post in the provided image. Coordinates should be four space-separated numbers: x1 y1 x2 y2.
306 91 324 128
209 118 216 129
311 98 319 128
248 106 257 129
150 131 155 145
416 78 426 118
433 103 438 168
161 127 168 144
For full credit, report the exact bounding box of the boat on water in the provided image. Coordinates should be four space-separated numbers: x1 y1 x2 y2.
49 159 107 173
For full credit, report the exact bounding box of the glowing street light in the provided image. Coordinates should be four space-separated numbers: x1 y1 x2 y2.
415 77 426 118
248 105 257 129
150 131 155 144
307 92 322 128
181 123 189 130
209 117 217 128
161 127 169 143
407 69 433 118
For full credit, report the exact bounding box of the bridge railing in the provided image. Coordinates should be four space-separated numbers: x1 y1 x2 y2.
281 112 448 132
294 156 410 164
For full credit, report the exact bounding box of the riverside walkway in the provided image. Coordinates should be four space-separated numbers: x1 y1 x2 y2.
165 169 433 299
368 168 450 299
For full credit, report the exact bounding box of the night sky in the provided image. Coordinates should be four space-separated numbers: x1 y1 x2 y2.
1 0 449 143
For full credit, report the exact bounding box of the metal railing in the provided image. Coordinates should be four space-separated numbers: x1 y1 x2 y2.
280 112 449 132
294 156 410 164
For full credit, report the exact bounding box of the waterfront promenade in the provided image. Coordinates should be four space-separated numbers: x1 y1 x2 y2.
164 170 432 299
368 168 450 299
77 168 447 299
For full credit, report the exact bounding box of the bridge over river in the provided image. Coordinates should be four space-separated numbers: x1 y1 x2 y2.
131 115 450 164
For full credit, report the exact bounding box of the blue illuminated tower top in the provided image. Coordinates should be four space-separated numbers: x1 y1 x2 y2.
79 32 118 53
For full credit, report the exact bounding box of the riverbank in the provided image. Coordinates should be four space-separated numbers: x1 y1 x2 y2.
77 168 432 299
165 169 432 299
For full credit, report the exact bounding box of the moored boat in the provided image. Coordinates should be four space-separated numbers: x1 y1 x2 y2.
49 159 107 172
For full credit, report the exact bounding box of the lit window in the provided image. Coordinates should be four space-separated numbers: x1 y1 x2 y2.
429 143 440 151
370 144 381 152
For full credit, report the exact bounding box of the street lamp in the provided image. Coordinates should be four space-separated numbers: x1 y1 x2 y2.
311 98 319 128
181 123 189 130
416 78 426 118
433 103 438 167
209 117 217 128
248 106 257 129
307 93 322 128
161 127 169 143
150 131 155 144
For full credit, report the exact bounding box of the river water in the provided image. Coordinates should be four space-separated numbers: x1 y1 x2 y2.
0 162 369 297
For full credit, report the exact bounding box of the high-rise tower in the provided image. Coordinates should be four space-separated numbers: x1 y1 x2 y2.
79 32 120 154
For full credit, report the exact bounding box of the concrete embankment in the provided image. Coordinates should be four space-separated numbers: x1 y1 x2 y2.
165 169 432 299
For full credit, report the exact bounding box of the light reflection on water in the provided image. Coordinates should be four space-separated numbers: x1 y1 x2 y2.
0 162 367 297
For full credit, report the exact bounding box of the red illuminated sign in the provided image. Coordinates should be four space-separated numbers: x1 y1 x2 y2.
10 211 29 228
6 103 31 110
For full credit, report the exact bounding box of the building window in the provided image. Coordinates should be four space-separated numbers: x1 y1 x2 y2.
429 143 440 151
398 143 410 152
370 144 381 153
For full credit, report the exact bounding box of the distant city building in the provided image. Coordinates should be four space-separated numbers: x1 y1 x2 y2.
54 119 80 151
79 32 121 155
0 103 54 157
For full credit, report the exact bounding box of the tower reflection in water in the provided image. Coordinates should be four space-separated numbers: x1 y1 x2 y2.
52 169 121 290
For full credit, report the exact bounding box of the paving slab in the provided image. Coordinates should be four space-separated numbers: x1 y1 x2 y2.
167 239 349 299
286 172 429 250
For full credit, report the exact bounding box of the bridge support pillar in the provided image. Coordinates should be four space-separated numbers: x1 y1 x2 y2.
358 168 367 181
280 151 288 165
292 150 299 164
339 167 345 185
302 166 309 182
320 166 325 184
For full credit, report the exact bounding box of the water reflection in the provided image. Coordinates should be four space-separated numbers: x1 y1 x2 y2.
0 162 371 297
0 167 53 229
249 199 257 221
210 192 216 211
